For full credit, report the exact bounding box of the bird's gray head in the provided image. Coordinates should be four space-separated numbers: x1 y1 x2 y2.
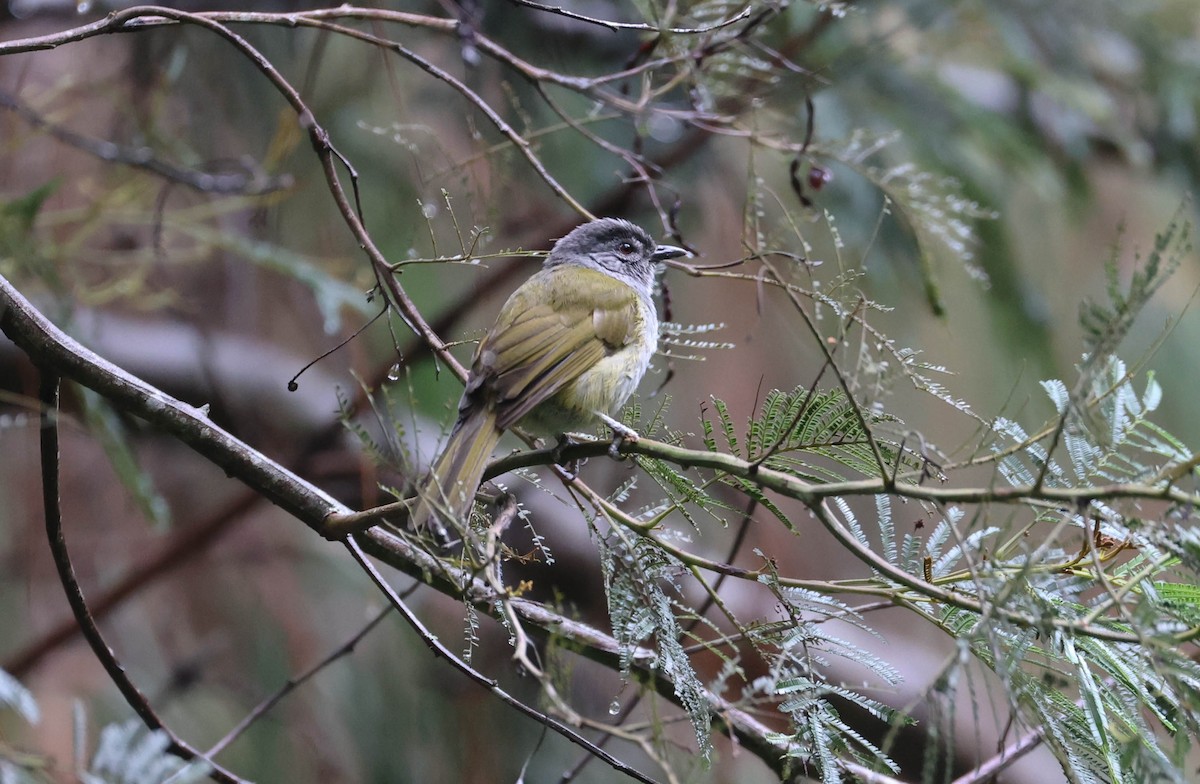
544 218 688 291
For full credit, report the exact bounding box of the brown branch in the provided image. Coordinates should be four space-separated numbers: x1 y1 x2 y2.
0 89 292 195
0 274 343 528
36 371 245 784
949 726 1045 784
503 0 753 33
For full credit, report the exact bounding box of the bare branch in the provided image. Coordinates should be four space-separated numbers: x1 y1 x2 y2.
949 727 1045 784
36 371 244 784
503 0 754 34
204 603 397 759
0 89 292 195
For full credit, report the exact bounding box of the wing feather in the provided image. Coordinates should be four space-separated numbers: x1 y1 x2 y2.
463 266 640 431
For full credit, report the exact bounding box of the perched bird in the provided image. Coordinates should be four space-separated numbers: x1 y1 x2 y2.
410 217 688 533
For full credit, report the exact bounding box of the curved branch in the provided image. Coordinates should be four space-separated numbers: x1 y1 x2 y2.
36 372 244 784
0 275 343 526
3 488 258 678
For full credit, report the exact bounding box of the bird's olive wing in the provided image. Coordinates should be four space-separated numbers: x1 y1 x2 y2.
466 266 640 430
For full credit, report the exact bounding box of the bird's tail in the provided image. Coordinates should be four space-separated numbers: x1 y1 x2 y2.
410 407 503 534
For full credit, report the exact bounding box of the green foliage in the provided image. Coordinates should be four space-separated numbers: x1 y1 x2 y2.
979 628 1200 784
592 524 714 758
755 588 904 783
590 385 938 774
1151 581 1200 625
657 214 1200 781
993 354 1182 490
1080 212 1192 367
77 388 171 529
337 382 405 477
914 251 1200 783
0 181 61 290
706 386 914 483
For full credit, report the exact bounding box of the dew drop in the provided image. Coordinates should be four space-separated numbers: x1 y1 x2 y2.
387 363 401 381
608 700 621 716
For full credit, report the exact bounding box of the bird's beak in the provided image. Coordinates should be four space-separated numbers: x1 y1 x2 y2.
652 244 691 262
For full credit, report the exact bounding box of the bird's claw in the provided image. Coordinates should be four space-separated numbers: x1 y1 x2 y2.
598 413 639 459
553 433 584 479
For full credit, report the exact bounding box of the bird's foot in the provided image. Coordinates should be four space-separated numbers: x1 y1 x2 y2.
597 413 639 459
553 433 584 479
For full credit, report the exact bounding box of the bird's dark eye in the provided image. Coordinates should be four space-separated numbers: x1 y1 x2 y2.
618 241 636 256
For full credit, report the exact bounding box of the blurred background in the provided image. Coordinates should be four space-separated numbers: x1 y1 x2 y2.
1 1 1198 781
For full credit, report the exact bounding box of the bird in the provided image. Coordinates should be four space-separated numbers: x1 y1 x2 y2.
409 217 688 534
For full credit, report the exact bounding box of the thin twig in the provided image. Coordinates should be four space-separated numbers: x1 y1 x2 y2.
504 0 753 34
342 536 663 784
284 16 593 219
205 602 400 758
750 302 862 471
757 256 891 480
949 726 1045 784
